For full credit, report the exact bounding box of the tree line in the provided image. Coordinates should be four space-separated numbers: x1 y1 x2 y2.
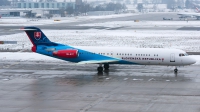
0 0 10 6
64 2 127 15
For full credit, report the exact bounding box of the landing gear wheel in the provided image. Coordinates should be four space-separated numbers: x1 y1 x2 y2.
104 64 109 70
174 69 178 73
97 67 103 73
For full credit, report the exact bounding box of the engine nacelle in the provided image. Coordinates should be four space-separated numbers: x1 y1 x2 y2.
53 50 79 58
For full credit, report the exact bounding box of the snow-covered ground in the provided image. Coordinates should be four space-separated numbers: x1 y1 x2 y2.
1 30 200 52
78 21 200 27
0 13 136 26
0 52 64 62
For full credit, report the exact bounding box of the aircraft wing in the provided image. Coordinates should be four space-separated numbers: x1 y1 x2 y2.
77 59 119 64
177 13 196 17
192 13 200 17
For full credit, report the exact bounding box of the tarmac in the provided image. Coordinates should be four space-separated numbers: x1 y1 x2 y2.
0 61 199 112
0 13 200 112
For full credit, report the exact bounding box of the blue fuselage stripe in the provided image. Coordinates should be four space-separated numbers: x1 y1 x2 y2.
36 45 140 65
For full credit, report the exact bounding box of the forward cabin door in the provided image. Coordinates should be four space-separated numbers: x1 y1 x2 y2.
170 53 175 62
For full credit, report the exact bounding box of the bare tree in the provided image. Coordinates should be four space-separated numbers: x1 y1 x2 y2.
185 0 193 9
126 0 131 4
46 0 56 2
177 0 184 8
133 0 137 5
152 0 161 4
0 0 10 6
162 0 176 9
137 3 143 12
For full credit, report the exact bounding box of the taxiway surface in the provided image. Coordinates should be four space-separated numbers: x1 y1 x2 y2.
0 61 199 112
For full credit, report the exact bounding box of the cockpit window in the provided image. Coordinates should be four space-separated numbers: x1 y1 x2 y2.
179 53 188 57
184 53 189 56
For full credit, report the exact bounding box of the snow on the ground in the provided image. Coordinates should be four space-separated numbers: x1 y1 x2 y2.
0 13 135 26
87 13 137 19
0 29 200 52
0 52 65 62
78 20 200 27
0 18 76 26
0 52 200 65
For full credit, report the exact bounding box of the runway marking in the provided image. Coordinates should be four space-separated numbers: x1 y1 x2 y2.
123 78 128 80
2 63 19 68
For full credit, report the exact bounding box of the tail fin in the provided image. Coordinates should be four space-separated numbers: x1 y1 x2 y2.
196 7 200 12
21 27 53 46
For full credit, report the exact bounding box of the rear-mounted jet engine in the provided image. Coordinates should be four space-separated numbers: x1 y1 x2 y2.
53 50 79 58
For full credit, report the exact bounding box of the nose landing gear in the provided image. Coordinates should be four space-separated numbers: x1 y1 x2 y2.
174 66 178 73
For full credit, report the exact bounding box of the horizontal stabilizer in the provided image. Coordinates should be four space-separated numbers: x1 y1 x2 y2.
77 59 119 64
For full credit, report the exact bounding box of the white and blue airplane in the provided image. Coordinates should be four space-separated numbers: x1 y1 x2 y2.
21 27 196 73
178 7 200 20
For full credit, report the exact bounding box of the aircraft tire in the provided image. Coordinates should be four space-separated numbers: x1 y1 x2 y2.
97 67 103 73
104 64 109 70
174 69 178 73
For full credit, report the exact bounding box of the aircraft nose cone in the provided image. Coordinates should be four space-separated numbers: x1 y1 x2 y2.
190 57 196 64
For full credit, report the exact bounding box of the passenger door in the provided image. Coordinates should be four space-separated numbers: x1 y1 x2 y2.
170 53 175 62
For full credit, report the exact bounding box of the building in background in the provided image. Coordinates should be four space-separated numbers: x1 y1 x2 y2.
2 0 75 17
16 1 75 9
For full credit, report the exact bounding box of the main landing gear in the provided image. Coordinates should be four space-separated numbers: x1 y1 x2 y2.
174 66 178 73
97 64 109 73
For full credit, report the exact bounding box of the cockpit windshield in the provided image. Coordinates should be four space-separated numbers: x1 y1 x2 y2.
179 53 189 57
184 53 189 56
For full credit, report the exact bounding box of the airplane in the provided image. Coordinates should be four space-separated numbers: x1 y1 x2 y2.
195 7 200 12
178 7 200 20
21 27 196 73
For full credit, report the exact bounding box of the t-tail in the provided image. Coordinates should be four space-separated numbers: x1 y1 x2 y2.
21 26 58 52
196 7 200 13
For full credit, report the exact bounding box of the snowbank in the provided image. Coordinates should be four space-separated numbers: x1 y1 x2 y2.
0 29 200 52
0 52 64 62
78 21 200 27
